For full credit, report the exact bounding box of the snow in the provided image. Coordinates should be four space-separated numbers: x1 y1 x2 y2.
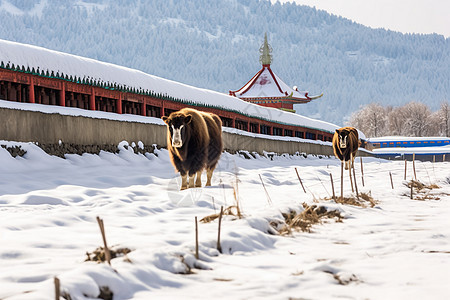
0 1 24 16
0 39 338 133
1 140 450 299
0 0 47 18
74 1 107 14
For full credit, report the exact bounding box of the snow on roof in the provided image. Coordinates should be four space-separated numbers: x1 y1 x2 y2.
232 66 310 100
0 38 337 133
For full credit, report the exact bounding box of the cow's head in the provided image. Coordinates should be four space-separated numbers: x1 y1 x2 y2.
336 129 349 149
162 114 192 148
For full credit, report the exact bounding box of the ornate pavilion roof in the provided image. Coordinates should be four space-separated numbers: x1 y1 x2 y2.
229 34 323 104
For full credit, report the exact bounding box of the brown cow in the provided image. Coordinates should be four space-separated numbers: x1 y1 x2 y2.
162 108 223 190
333 127 359 170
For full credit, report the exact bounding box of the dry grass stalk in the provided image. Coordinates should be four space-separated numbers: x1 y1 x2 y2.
85 246 132 263
330 173 336 201
195 216 199 260
404 159 407 180
360 157 365 186
323 270 360 285
200 205 241 223
231 164 243 218
98 286 114 300
405 179 440 191
390 172 394 189
213 278 233 282
352 164 359 199
217 206 223 253
96 216 111 265
279 203 342 234
295 167 307 193
325 191 377 208
259 174 273 205
404 179 446 201
54 277 60 300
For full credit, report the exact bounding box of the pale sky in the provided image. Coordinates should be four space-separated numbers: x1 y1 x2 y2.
278 0 450 37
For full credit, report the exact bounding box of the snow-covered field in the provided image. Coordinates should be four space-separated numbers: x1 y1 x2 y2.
1 141 449 300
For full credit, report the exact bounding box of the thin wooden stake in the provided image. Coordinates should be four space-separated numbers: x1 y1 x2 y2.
294 167 307 193
54 277 60 300
352 163 359 199
404 159 407 180
330 173 336 201
444 154 446 162
360 157 365 186
410 179 414 199
348 163 354 193
340 161 344 200
96 216 111 265
390 172 394 189
412 153 417 180
259 174 273 205
217 206 223 253
433 155 436 163
195 216 199 259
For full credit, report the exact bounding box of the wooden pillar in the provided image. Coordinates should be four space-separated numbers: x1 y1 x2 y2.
7 82 12 100
117 93 122 114
59 82 65 107
160 100 165 117
141 102 146 116
89 87 95 110
17 84 22 102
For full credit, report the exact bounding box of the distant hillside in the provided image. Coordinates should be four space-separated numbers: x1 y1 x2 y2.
0 0 448 125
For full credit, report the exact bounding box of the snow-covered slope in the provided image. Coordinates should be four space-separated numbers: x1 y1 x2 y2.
0 39 338 133
0 142 449 299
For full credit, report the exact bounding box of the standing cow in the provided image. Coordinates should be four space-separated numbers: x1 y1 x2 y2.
162 108 223 190
332 127 359 170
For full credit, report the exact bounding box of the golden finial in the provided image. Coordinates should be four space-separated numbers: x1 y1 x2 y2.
259 33 272 65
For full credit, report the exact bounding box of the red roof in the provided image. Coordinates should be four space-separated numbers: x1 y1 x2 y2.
229 64 322 104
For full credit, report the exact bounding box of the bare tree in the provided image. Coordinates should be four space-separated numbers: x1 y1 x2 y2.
437 101 450 137
428 111 441 136
388 106 407 136
348 101 448 137
400 101 432 137
348 103 387 137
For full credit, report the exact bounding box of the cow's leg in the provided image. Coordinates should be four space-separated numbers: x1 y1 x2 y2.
189 173 195 189
195 170 202 188
180 174 188 190
206 166 215 186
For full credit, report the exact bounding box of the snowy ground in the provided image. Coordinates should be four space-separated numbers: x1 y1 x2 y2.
1 141 449 300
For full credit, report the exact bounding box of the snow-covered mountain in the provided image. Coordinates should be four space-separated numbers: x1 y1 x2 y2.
0 0 449 125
